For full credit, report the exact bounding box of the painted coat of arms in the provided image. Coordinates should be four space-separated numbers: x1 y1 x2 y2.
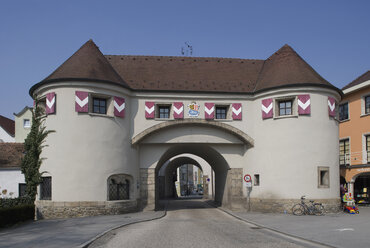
188 102 200 117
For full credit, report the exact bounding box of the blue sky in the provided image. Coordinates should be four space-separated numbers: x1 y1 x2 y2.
1 0 369 119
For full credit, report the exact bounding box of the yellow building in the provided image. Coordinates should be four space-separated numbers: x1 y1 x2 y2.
339 71 370 204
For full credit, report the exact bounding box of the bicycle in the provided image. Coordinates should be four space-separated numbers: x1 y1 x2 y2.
292 196 324 216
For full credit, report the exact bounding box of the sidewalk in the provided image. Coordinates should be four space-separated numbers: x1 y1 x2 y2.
228 206 370 248
0 210 165 248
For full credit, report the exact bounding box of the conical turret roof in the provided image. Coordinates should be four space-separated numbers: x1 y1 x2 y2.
30 40 128 95
254 44 334 92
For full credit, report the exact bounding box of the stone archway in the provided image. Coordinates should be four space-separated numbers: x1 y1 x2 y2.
158 156 204 199
132 119 254 147
135 121 254 211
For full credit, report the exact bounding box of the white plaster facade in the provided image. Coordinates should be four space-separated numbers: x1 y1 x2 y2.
0 126 14 143
0 169 25 198
14 107 32 143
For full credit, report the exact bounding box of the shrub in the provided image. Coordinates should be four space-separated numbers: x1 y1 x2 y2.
0 204 35 228
0 196 33 209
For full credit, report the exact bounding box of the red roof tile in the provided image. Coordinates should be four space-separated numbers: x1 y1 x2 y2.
30 40 129 95
0 143 24 169
30 40 341 95
0 115 15 137
107 55 264 93
254 45 332 92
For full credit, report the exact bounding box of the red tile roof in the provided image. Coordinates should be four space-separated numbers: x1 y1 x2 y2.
0 143 24 169
30 40 341 95
107 55 264 93
30 40 129 95
342 71 370 90
0 115 15 137
254 45 332 92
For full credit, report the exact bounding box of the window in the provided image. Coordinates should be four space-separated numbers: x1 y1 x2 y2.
254 174 260 186
279 100 292 116
18 183 27 197
93 98 107 114
40 177 52 200
156 104 171 119
366 135 370 163
366 96 370 114
318 167 330 188
215 106 228 119
108 174 130 200
339 139 350 166
339 103 349 121
23 119 31 128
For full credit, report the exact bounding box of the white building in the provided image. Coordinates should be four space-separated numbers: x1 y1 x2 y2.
14 107 33 143
0 115 15 143
0 143 25 198
29 40 342 218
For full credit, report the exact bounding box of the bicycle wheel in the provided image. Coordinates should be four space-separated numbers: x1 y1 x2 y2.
292 204 305 216
314 204 324 216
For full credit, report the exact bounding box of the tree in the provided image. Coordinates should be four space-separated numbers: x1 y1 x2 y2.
21 101 54 201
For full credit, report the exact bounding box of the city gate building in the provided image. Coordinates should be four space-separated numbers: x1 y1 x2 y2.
29 40 342 218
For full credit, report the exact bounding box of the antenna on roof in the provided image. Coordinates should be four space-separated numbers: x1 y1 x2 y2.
181 42 193 56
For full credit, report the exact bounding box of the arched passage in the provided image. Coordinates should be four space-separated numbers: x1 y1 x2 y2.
136 121 253 211
158 156 204 198
352 172 370 204
154 144 230 209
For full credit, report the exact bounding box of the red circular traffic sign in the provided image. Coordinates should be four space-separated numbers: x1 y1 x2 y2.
244 174 251 183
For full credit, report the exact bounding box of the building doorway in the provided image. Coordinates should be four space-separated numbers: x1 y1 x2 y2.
354 173 370 205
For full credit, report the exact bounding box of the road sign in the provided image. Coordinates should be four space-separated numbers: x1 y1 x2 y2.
245 182 252 188
244 174 251 183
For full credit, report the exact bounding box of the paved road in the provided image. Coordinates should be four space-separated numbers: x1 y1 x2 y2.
232 206 370 248
89 199 315 248
0 210 165 248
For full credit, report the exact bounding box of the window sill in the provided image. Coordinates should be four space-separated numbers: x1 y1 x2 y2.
318 185 330 189
89 113 114 119
155 118 171 121
360 113 370 118
339 118 350 123
213 118 233 122
273 114 298 120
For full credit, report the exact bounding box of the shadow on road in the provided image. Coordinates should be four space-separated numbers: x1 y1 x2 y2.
157 198 219 211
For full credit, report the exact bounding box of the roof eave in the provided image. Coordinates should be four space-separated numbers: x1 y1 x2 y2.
254 83 343 97
342 80 370 95
29 78 132 97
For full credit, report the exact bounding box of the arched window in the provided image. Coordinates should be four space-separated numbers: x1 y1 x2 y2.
108 175 130 200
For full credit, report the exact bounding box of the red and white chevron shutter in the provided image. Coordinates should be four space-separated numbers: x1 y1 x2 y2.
173 102 184 119
297 94 311 115
328 97 336 117
145 102 155 119
204 103 215 119
45 92 56 114
261 98 273 119
75 91 89 112
114 96 125 118
232 103 242 120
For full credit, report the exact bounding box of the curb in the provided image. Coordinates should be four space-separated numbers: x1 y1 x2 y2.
79 202 168 248
205 202 335 248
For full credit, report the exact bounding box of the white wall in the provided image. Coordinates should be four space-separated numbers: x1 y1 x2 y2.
35 83 138 202
0 127 14 142
0 169 25 198
33 81 340 204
